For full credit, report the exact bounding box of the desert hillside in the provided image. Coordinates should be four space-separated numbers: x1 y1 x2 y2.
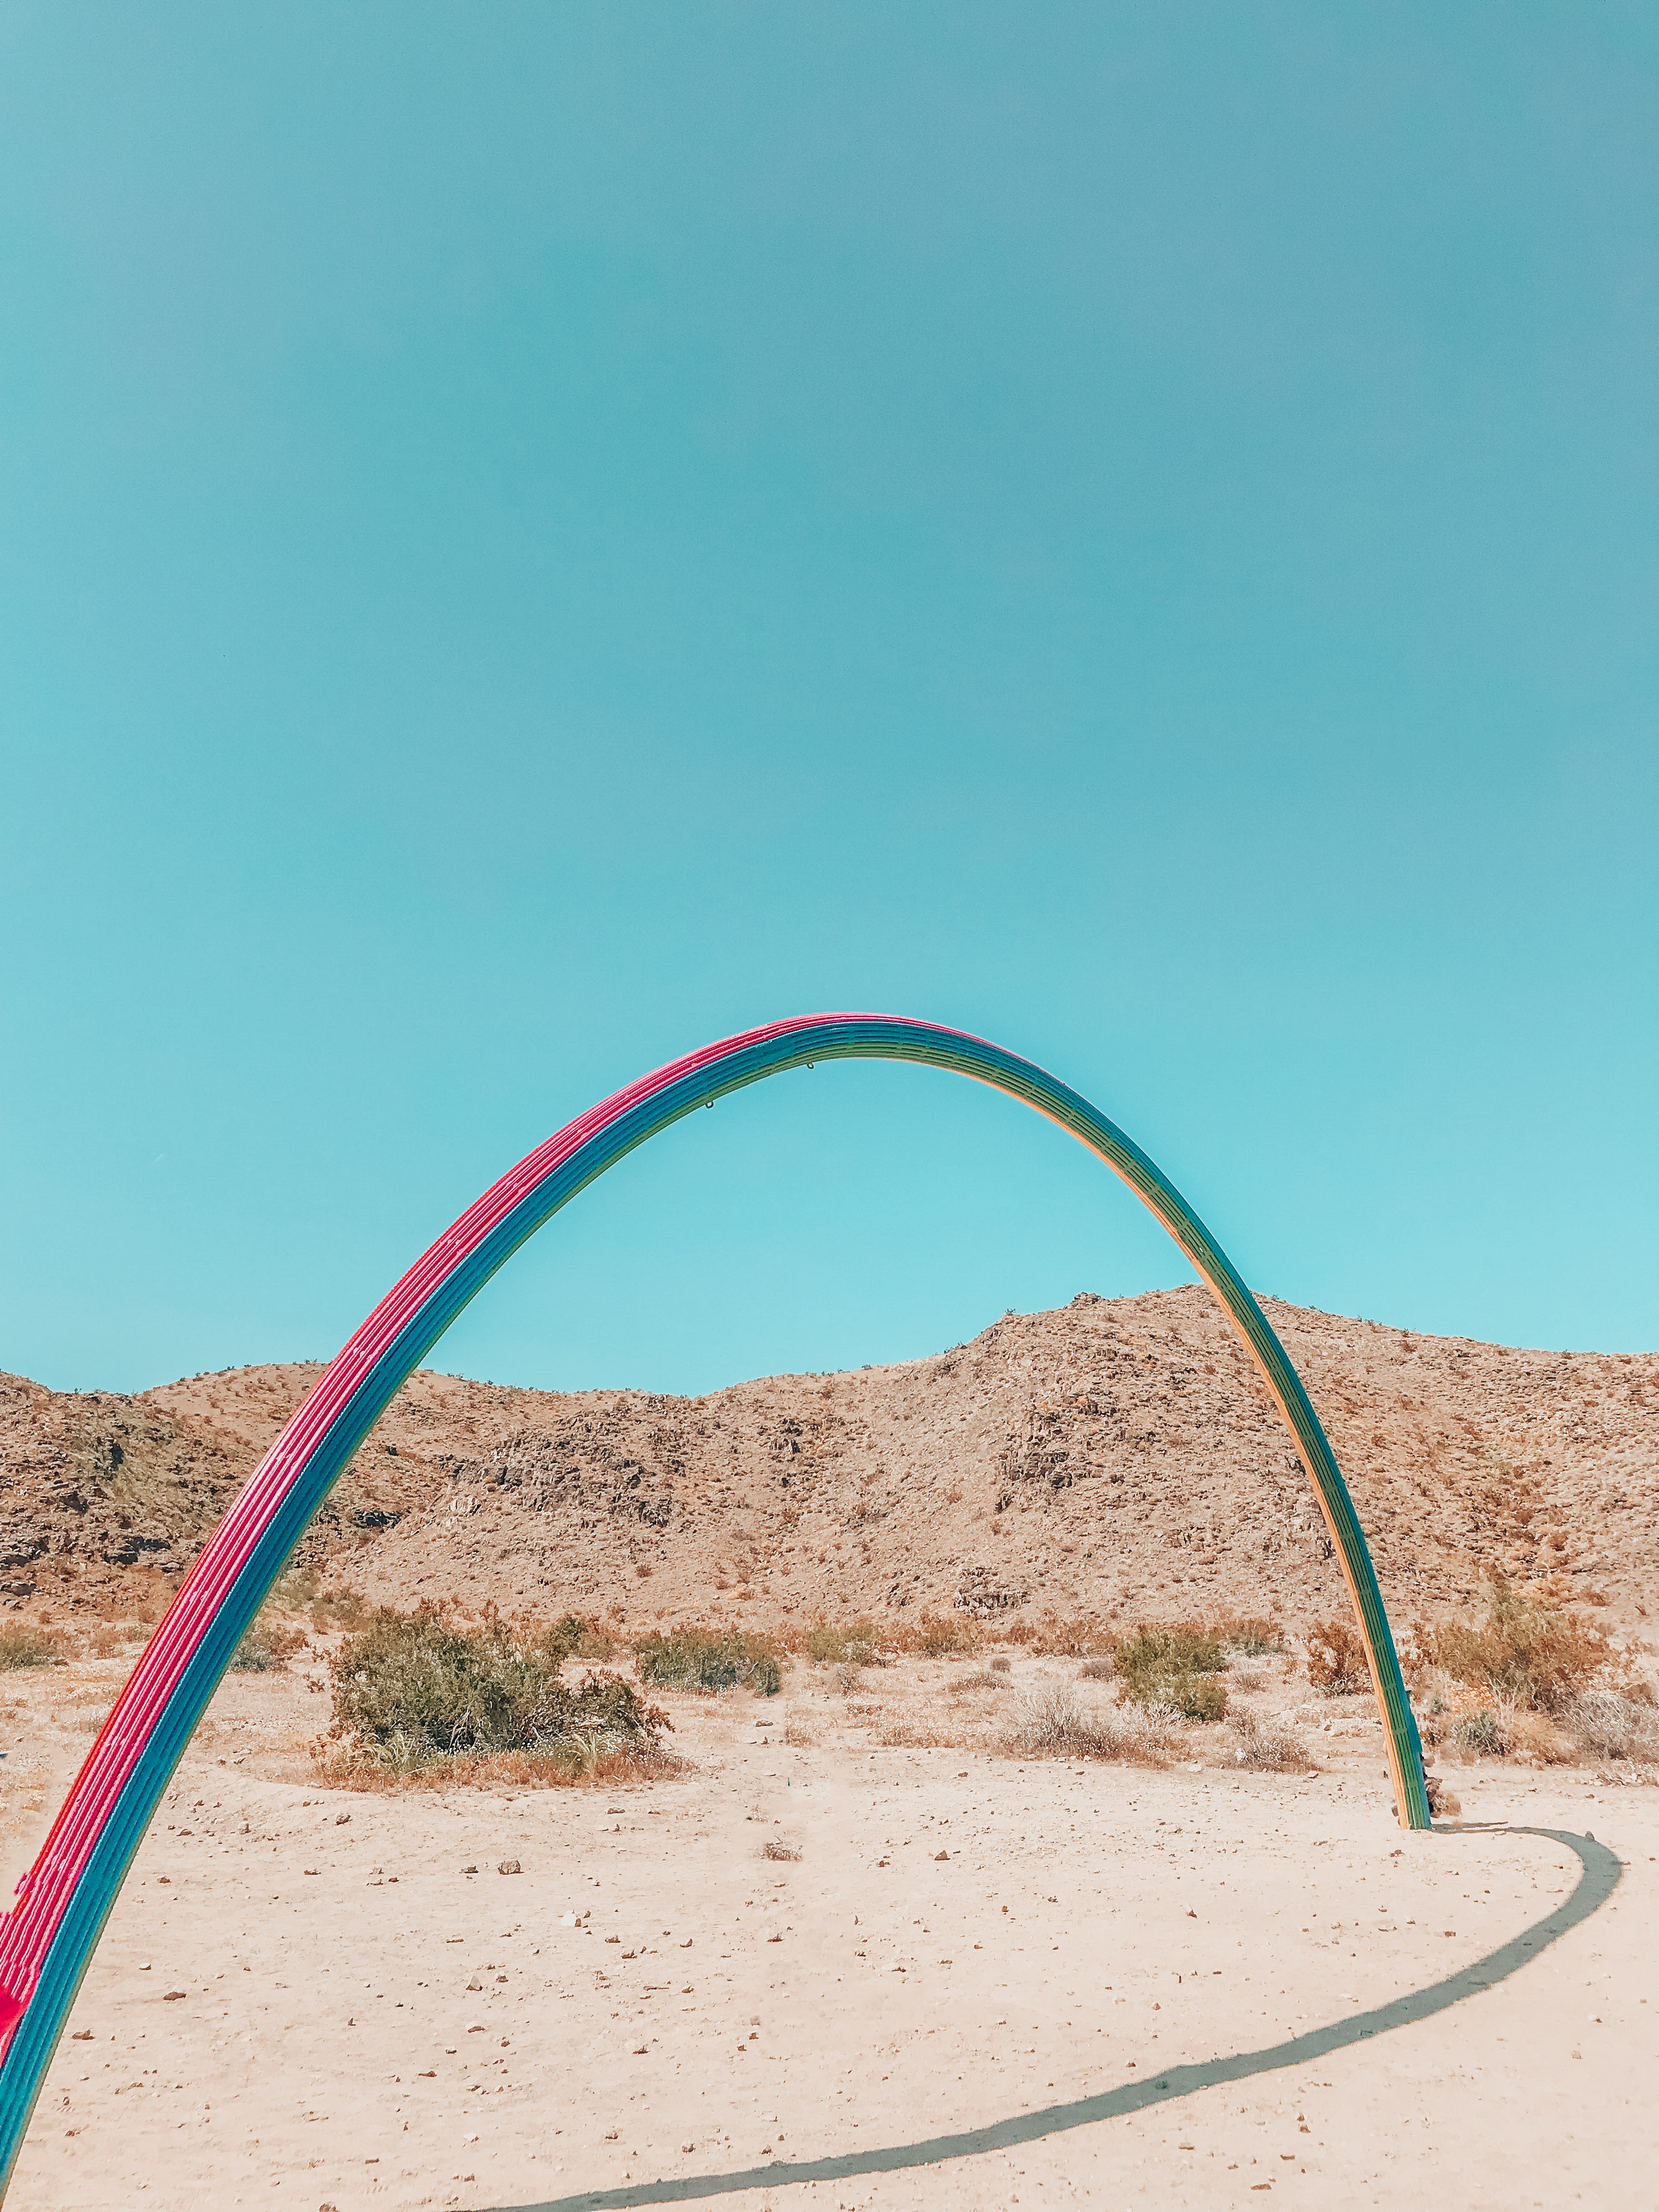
2 1288 1655 1636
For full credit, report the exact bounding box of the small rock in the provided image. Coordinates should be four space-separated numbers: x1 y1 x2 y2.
498 1859 521 1875
335 1813 351 1826
463 1865 478 1876
934 1850 948 1861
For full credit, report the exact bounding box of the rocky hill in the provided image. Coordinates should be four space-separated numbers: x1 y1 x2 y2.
2 1288 1655 1635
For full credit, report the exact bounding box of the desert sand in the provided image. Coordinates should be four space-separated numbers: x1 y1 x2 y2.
2 1639 1655 2211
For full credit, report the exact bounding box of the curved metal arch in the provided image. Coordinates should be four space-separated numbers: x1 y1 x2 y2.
0 1013 1430 2190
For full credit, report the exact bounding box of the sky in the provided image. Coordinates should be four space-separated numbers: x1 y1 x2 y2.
2 4 1656 1397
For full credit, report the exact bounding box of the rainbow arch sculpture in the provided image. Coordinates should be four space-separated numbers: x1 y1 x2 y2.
0 1013 1431 2187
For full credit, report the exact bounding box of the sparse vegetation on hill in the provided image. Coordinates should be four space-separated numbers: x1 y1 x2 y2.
5 1291 1658 1635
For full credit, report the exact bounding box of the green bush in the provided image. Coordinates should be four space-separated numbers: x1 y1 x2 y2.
329 1606 667 1769
1115 1622 1228 1722
634 1627 781 1696
1453 1706 1508 1757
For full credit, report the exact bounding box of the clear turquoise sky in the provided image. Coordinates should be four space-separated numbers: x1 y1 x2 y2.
3 6 1655 1395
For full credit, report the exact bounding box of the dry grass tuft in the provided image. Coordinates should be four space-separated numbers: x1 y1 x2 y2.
1003 1615 1114 1657
1305 1618 1370 1696
314 1739 679 1794
1227 1705 1307 1772
1564 1686 1659 1766
946 1669 1008 1699
761 1838 802 1861
230 1615 309 1672
872 1712 959 1750
1209 1614 1284 1658
83 1620 151 1660
998 1681 1170 1766
803 1620 877 1666
0 1624 60 1671
884 1612 980 1660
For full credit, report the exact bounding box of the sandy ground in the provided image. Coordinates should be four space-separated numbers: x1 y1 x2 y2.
2 1651 1655 2212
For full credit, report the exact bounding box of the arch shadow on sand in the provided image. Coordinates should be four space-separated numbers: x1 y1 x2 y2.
489 1827 1617 2212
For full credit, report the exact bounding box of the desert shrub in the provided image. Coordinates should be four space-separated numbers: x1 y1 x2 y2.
1414 1579 1617 1714
1161 1673 1228 1722
229 1616 309 1672
1451 1706 1508 1758
1305 1619 1370 1696
805 1620 877 1666
314 1589 369 1632
1001 1683 1107 1757
1228 1706 1307 1772
889 1612 979 1660
999 1683 1170 1765
1565 1687 1659 1764
534 1612 613 1663
565 1616 618 1661
1115 1623 1228 1720
86 1620 151 1659
0 1624 59 1670
1003 1615 1113 1657
1211 1615 1283 1658
946 1669 1008 1698
329 1605 670 1771
635 1626 781 1696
